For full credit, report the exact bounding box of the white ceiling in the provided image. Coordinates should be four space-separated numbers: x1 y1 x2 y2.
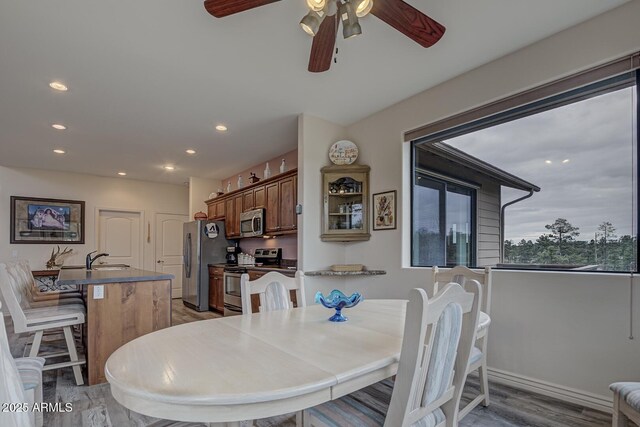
0 0 629 185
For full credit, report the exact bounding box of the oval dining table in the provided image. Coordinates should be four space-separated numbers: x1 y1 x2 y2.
105 299 407 426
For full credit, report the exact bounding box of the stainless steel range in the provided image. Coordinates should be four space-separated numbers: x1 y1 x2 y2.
223 248 282 316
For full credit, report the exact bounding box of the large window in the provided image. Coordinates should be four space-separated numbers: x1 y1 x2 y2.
411 70 638 272
412 174 475 267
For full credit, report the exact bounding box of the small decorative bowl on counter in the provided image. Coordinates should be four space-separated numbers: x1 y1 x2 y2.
315 290 363 322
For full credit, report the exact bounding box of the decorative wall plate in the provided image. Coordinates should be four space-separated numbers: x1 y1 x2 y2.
329 140 358 165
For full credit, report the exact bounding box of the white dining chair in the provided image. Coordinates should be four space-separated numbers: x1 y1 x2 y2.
1 301 45 427
16 260 82 303
6 261 83 308
240 270 306 426
432 266 492 419
240 271 306 315
610 382 640 427
0 263 86 386
303 281 482 427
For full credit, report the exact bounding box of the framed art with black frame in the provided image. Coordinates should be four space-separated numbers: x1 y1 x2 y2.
373 190 397 231
10 196 85 244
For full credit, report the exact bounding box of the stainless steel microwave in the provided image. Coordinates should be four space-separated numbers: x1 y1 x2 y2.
240 208 264 238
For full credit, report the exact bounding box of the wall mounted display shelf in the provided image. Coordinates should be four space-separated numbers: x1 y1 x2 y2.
321 164 370 242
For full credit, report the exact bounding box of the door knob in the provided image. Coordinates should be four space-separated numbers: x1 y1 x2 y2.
157 260 164 263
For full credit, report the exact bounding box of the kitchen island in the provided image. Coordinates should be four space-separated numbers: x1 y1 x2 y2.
57 268 174 385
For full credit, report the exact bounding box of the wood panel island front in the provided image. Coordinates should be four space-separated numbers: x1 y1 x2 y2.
57 268 174 385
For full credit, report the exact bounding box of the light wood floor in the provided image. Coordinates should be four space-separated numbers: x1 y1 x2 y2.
4 303 613 426
171 298 221 325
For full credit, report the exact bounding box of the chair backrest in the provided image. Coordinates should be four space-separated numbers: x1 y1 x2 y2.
385 281 481 427
5 261 33 309
0 263 29 332
0 302 32 427
240 271 306 315
432 265 492 316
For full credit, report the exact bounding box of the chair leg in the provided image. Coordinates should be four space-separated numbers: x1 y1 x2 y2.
479 358 490 407
62 326 84 386
613 394 629 427
29 330 43 357
296 410 303 427
302 410 312 427
34 381 44 427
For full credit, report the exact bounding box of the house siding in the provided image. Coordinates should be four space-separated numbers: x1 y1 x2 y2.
476 181 501 267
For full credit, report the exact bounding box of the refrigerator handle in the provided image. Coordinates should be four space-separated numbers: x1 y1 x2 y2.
185 232 192 278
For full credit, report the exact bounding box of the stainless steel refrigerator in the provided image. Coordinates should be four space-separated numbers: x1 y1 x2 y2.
182 220 230 311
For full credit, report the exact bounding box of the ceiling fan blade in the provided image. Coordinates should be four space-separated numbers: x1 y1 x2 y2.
308 14 338 73
204 0 280 18
371 0 445 48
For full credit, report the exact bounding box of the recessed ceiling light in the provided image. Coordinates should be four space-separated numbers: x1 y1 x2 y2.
215 124 228 132
51 124 67 130
186 149 196 155
49 81 68 91
562 159 570 163
164 165 175 171
53 149 65 154
545 160 552 164
118 172 127 176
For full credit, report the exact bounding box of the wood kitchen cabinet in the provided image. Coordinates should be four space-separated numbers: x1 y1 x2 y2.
208 199 225 220
254 185 265 208
279 176 296 231
321 164 370 242
224 195 243 238
208 266 224 313
265 175 297 235
234 195 243 232
225 198 235 237
243 190 254 212
243 185 265 212
205 169 297 238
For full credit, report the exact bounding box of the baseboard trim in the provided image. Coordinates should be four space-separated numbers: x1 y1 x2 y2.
486 367 613 414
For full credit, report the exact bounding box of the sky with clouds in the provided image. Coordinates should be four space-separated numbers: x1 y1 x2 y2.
446 86 637 242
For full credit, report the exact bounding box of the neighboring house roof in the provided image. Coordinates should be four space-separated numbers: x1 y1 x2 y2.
419 141 541 192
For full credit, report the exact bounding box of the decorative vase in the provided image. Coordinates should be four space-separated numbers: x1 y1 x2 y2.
227 181 232 193
280 159 287 173
264 162 271 179
237 175 243 189
315 290 363 322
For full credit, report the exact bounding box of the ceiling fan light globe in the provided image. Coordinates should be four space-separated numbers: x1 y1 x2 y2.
306 0 326 12
300 12 321 36
355 0 373 17
343 21 362 39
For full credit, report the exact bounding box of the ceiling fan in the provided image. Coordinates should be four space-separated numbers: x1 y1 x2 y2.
203 0 445 73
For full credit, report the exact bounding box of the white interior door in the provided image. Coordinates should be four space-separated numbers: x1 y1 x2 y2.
155 213 188 299
97 209 142 268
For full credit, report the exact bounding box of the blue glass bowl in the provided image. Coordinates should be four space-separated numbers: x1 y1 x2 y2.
315 290 363 322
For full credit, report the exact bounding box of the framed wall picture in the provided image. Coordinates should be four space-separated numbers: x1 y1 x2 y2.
373 190 397 231
10 196 85 244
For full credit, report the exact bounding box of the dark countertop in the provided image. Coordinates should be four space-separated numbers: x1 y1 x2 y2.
208 263 297 277
57 268 174 286
305 270 387 277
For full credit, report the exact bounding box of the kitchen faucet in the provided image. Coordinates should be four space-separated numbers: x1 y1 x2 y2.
86 251 109 270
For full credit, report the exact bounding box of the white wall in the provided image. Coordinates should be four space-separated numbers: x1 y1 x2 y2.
0 166 189 271
189 176 221 218
297 114 351 298
299 0 640 409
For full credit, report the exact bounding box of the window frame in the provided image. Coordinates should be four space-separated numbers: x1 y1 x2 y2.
410 70 639 273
